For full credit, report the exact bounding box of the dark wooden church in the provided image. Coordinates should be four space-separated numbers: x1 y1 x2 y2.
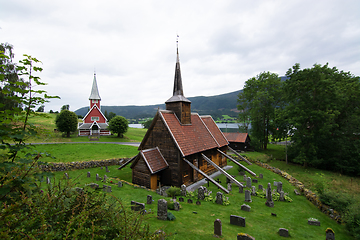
128 46 230 190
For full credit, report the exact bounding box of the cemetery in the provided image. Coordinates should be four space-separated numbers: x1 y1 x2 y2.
46 154 351 239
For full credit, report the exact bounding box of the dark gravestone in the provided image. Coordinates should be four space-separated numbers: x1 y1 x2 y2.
271 213 277 217
259 173 263 179
179 197 184 202
157 199 167 220
245 190 252 202
246 177 252 188
103 185 107 192
230 215 245 227
96 173 100 181
107 186 112 193
326 228 335 240
308 220 320 226
103 174 108 182
251 186 256 196
64 172 69 179
87 172 91 178
265 183 274 207
241 204 251 212
239 185 244 193
214 219 222 236
252 179 258 183
277 181 283 193
131 201 145 213
198 186 205 200
174 202 180 211
226 178 231 184
117 181 123 187
215 192 223 205
181 184 187 196
237 233 255 240
279 228 289 237
258 184 263 190
196 200 201 205
239 171 245 176
227 183 232 192
88 183 99 189
105 166 110 172
243 174 247 181
147 195 153 204
187 199 193 204
280 191 285 201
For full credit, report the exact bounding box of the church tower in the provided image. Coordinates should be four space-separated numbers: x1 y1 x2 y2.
89 73 101 109
165 40 192 125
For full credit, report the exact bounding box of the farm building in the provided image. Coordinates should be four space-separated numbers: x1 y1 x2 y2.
127 45 234 190
223 132 251 151
78 74 110 137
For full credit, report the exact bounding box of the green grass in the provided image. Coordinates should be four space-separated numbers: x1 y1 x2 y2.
47 160 353 239
23 144 139 163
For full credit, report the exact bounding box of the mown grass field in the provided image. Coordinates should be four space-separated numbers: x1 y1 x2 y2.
47 160 352 239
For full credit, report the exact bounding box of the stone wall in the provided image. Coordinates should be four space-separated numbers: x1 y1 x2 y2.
40 158 129 172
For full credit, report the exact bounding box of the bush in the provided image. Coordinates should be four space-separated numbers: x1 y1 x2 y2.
319 190 354 214
166 186 181 198
344 203 360 239
167 212 176 221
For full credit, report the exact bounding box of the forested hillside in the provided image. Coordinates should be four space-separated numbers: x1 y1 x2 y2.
75 90 242 120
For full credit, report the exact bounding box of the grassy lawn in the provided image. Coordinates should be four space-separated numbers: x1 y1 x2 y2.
47 160 352 239
23 144 139 163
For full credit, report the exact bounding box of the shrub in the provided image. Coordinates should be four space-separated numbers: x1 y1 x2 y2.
344 203 360 239
319 190 354 214
166 186 181 198
167 212 176 221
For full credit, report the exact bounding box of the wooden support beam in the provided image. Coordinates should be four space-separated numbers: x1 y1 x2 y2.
228 146 252 165
201 153 244 188
183 158 229 194
218 149 256 177
118 154 138 170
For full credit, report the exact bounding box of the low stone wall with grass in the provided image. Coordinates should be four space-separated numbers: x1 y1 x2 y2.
40 158 130 172
238 156 343 223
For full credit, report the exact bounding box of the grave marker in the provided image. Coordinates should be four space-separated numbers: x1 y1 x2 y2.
157 199 168 220
214 219 222 236
265 183 274 207
187 199 193 204
179 197 184 202
252 179 258 183
103 185 107 192
216 192 223 205
96 173 100 181
103 174 108 182
64 172 69 179
117 181 122 187
241 204 251 212
280 191 285 201
259 173 263 179
181 184 187 196
198 186 205 200
230 215 245 227
87 172 91 178
326 228 335 240
246 177 252 188
105 166 110 172
239 185 243 193
279 228 289 237
107 186 112 193
258 184 263 190
147 195 153 204
174 202 180 211
251 186 256 196
277 181 283 193
227 183 232 192
245 190 252 202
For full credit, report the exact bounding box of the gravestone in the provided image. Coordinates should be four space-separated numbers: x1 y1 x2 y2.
88 183 99 189
64 173 69 179
252 179 258 183
280 191 285 201
227 183 232 192
230 215 245 227
277 181 283 193
187 199 193 204
46 177 51 184
239 185 243 193
294 189 301 195
215 192 223 205
117 181 122 187
251 186 256 196
258 184 263 190
279 228 289 237
147 195 153 204
237 233 255 240
259 173 263 179
274 181 279 187
96 173 100 181
245 190 252 202
196 200 201 205
265 183 274 207
203 186 207 193
103 175 108 182
101 167 103 170
241 204 251 212
246 177 252 188
107 186 112 193
239 171 245 176
105 166 110 172
174 201 180 211
181 184 187 196
87 172 91 178
103 185 107 192
326 228 335 240
157 199 168 220
214 219 222 236
179 197 184 202
308 219 320 226
271 213 277 217
243 174 247 181
131 201 145 213
198 186 205 200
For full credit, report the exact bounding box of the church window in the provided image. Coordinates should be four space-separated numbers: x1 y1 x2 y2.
92 100 98 104
91 116 99 121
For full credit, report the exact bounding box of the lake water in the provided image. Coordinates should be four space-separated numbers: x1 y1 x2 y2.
129 123 248 131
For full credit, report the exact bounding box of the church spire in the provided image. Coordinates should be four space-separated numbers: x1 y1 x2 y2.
173 36 184 96
89 73 101 100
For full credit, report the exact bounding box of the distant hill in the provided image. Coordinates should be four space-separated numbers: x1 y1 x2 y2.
75 89 242 120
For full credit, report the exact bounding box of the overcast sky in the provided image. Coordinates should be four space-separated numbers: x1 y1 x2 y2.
1 0 359 112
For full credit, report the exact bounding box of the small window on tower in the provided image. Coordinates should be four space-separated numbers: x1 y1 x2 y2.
91 116 99 121
93 100 98 104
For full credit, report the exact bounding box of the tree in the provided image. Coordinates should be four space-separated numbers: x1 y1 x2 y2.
108 116 128 137
142 118 153 129
284 63 360 174
105 110 116 121
61 104 69 111
55 110 78 137
237 71 283 150
36 105 44 112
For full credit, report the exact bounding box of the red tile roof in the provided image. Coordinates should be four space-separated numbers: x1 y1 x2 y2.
201 116 229 147
160 111 228 157
140 147 169 174
223 132 249 143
